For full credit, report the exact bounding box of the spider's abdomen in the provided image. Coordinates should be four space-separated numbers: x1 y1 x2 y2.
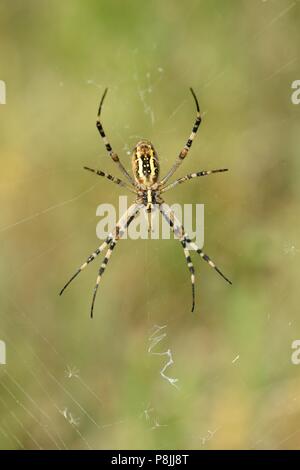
132 140 159 186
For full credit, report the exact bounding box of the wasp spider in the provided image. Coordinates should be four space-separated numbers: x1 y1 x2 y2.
60 88 232 316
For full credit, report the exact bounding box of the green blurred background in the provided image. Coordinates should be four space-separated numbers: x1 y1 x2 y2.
1 0 300 450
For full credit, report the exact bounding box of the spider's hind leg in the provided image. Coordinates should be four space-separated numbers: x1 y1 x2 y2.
160 88 202 186
96 88 134 184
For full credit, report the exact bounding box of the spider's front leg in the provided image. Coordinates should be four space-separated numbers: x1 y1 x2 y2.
159 202 232 312
159 203 196 311
89 202 143 317
59 203 142 299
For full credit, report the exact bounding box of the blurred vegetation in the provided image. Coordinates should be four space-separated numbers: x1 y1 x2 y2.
0 0 300 449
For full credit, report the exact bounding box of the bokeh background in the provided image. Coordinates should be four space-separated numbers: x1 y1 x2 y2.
0 0 300 450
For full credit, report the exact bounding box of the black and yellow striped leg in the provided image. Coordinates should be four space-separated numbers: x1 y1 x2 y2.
166 202 231 284
90 240 117 318
59 237 112 296
159 205 196 312
83 166 136 194
60 203 142 297
160 203 232 311
90 204 142 317
181 239 195 312
160 88 202 186
160 169 228 194
185 238 232 285
96 89 135 185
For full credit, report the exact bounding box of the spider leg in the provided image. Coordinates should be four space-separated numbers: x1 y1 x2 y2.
159 204 195 312
83 166 136 194
186 238 232 285
160 168 228 194
59 203 142 296
160 88 202 186
181 239 195 312
160 203 232 310
90 240 117 318
59 238 111 296
90 204 142 317
96 89 135 185
163 202 232 284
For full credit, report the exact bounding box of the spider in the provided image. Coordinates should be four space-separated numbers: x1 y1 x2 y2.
60 88 232 317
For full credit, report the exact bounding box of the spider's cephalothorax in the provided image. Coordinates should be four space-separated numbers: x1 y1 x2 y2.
132 140 160 187
60 87 232 317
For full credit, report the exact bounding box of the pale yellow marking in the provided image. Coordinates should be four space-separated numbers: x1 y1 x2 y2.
149 156 156 179
137 157 144 179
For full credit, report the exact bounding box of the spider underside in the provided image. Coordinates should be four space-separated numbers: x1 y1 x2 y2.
60 87 232 317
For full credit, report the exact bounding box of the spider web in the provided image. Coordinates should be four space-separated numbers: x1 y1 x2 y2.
0 0 300 450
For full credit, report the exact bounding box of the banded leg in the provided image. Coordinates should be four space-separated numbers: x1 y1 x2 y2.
96 89 134 185
160 203 232 309
84 166 136 194
59 203 142 296
160 88 202 186
90 205 142 317
185 238 232 285
160 169 228 194
159 205 196 312
59 237 111 296
161 202 232 284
